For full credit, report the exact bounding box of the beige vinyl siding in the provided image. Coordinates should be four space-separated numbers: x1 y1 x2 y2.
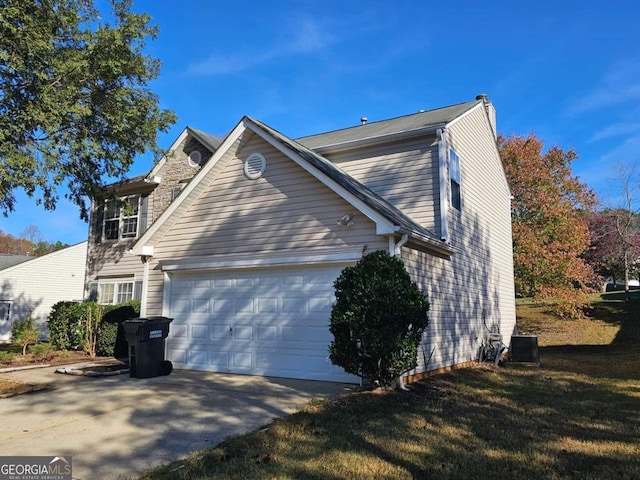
145 258 164 316
154 133 386 258
447 104 515 342
323 136 440 233
403 105 515 374
144 133 387 316
86 240 143 280
146 136 242 246
403 248 488 372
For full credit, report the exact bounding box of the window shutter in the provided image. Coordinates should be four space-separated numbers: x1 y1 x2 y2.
134 281 143 301
88 283 98 301
139 195 149 235
94 205 104 244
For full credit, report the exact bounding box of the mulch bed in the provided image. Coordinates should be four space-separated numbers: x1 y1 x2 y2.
0 350 93 369
0 379 53 398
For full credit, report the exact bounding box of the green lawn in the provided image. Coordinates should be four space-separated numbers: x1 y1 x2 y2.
139 293 640 479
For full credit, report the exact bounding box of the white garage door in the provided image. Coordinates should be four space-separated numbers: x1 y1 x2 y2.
166 264 358 383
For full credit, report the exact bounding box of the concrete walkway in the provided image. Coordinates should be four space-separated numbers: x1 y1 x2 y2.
0 364 353 480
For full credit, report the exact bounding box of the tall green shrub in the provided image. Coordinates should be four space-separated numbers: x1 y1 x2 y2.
48 300 139 355
48 301 95 350
328 250 430 388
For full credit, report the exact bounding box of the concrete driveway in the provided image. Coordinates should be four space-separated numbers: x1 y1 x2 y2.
0 363 353 480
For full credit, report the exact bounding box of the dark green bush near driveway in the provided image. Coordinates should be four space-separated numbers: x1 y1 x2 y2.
48 301 96 351
48 300 140 357
99 301 140 358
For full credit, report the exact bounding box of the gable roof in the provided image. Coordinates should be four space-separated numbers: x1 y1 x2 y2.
297 100 480 152
246 117 452 255
188 127 222 151
132 115 455 257
146 126 222 182
0 254 32 271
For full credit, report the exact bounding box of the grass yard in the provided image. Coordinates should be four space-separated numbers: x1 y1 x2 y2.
141 293 636 478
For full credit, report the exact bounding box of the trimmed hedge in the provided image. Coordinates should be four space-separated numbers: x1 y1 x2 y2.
329 250 430 388
48 301 97 351
48 300 140 357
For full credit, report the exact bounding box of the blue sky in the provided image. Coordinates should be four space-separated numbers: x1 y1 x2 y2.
2 0 640 244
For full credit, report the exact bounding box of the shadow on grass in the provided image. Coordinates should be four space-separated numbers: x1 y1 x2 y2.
589 293 640 345
152 360 639 480
138 294 640 480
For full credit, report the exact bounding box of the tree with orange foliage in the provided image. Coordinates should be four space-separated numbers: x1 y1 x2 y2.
499 133 597 318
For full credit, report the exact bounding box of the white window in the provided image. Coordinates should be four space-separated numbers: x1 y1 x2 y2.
103 195 140 241
0 301 11 323
98 281 134 305
171 186 183 202
449 148 461 211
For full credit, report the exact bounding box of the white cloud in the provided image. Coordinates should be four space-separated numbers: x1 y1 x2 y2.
589 122 640 142
567 60 640 115
186 16 337 76
599 134 640 165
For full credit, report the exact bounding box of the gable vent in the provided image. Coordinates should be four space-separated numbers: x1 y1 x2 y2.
244 152 266 179
188 150 202 168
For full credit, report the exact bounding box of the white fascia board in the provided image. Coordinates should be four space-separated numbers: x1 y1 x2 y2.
131 121 247 256
161 248 364 272
244 119 398 236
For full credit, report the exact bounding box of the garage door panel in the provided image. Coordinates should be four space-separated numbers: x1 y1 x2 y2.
257 325 278 341
167 264 358 382
188 348 208 367
281 325 328 342
191 324 209 339
231 351 252 370
172 324 188 339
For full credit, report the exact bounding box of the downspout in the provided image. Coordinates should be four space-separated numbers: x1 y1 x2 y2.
437 128 450 242
140 256 150 317
394 233 409 257
388 233 409 257
390 233 411 391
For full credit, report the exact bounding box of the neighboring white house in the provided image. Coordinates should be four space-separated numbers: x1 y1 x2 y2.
0 242 88 341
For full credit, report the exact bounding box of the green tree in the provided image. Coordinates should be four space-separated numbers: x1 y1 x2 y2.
499 133 597 318
329 250 430 388
0 0 176 219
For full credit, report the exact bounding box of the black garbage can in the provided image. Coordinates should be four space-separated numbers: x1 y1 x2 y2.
123 317 173 378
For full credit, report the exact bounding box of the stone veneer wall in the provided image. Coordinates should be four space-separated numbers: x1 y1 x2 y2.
149 136 214 225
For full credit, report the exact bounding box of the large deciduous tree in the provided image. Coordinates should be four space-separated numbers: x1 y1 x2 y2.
0 0 176 219
499 133 596 318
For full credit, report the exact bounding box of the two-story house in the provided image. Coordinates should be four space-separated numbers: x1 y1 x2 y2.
85 95 516 384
